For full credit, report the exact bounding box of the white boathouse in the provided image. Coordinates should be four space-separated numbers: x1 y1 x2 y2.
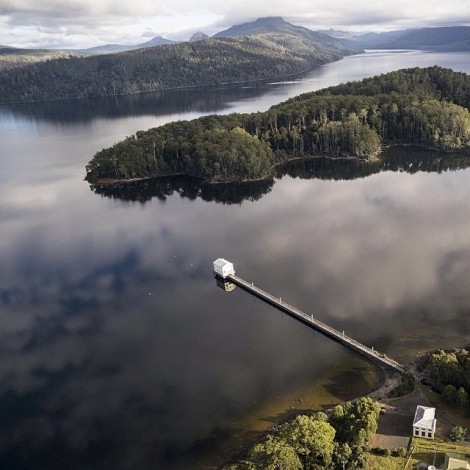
213 258 235 278
412 405 436 439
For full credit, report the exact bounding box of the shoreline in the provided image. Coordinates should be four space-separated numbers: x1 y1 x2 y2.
206 344 470 470
87 144 470 188
198 356 386 469
86 155 372 187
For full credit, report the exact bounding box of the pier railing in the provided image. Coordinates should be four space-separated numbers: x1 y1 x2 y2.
226 273 405 374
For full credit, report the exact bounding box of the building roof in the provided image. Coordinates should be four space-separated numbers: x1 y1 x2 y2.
214 258 230 268
413 405 436 429
444 453 470 470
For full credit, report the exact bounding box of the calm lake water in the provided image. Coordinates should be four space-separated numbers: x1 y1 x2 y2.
1 50 470 469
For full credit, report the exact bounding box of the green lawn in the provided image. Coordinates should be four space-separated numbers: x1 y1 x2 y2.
405 438 470 469
365 453 408 470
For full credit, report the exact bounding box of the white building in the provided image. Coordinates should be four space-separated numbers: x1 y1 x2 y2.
213 258 235 278
412 405 436 439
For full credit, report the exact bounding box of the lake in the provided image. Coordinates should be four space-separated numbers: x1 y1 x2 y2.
1 50 470 469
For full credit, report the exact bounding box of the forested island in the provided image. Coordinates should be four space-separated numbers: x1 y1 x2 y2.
85 66 470 185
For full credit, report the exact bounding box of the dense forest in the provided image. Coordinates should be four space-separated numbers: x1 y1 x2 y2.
422 348 470 413
225 398 382 469
0 33 350 103
85 66 470 184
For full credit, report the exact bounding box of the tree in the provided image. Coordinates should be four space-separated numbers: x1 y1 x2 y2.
333 442 353 469
449 425 467 442
331 398 380 445
278 414 336 469
247 435 302 470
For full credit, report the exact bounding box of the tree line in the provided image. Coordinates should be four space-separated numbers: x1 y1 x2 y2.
422 347 470 412
85 66 470 184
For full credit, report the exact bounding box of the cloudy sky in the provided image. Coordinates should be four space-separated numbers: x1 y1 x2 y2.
1 0 469 49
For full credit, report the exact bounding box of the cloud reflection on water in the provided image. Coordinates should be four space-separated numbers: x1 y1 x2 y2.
2 152 470 467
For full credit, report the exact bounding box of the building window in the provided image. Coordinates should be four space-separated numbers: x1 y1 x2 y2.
422 431 426 437
414 429 419 436
428 432 432 438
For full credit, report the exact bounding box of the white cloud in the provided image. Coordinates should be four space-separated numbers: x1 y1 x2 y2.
0 0 469 48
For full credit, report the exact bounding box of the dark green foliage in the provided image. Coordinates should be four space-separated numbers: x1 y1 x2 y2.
372 447 392 456
86 117 274 183
330 397 381 445
85 66 470 184
424 348 470 410
388 373 415 398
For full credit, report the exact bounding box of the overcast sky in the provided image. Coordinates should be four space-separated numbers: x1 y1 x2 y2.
1 0 469 49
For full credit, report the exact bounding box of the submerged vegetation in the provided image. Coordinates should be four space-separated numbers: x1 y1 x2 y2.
85 66 470 185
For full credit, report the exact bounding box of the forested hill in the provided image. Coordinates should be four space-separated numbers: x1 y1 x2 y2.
0 20 355 104
85 66 470 185
0 47 79 71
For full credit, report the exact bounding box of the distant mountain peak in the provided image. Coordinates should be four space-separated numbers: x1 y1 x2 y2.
255 16 285 24
139 36 177 48
214 17 294 38
212 16 354 54
189 32 209 42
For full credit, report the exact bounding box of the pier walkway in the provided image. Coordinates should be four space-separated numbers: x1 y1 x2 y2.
225 272 406 374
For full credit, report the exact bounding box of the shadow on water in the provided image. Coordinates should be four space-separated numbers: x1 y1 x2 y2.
322 365 379 400
89 148 470 205
89 175 275 205
1 73 314 124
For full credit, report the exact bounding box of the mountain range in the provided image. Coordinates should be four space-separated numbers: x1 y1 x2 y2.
80 17 352 55
335 26 470 51
1 17 469 102
0 17 356 103
2 19 469 58
76 22 470 55
77 35 178 55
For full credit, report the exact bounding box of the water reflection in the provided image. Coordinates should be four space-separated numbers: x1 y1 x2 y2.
278 148 470 180
2 51 470 470
89 148 470 204
0 86 261 124
90 175 274 205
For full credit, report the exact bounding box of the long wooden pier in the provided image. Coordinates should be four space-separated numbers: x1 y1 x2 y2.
224 272 406 374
